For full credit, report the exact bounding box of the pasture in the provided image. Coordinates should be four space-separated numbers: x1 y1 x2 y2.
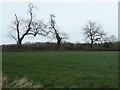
2 51 118 88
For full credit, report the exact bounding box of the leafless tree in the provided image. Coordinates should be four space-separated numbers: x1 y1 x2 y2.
82 21 106 47
11 4 48 50
11 4 34 46
48 14 68 47
103 35 117 43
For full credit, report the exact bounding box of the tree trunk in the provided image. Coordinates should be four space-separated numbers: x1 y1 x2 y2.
17 39 22 51
57 39 61 48
90 40 93 48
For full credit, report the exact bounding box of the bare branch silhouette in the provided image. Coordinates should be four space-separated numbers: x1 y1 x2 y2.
47 14 68 47
82 21 106 47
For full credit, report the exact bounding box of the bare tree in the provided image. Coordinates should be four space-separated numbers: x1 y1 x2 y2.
82 21 106 47
11 4 48 50
103 35 117 43
48 14 68 47
11 4 35 46
109 35 117 43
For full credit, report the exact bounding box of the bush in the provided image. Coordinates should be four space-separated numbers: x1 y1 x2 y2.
2 42 119 52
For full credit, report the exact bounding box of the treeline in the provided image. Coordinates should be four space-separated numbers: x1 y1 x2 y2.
6 3 118 51
2 42 119 52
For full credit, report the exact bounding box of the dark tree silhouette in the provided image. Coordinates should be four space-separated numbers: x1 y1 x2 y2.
11 4 48 50
48 14 68 47
11 4 34 46
82 21 106 47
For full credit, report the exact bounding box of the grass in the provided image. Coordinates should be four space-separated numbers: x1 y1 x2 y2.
2 51 118 88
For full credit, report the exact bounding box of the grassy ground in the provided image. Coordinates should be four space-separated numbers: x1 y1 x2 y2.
2 51 118 88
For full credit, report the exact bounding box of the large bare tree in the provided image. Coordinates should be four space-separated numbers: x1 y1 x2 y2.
11 4 34 45
82 21 106 47
11 4 48 50
48 14 68 47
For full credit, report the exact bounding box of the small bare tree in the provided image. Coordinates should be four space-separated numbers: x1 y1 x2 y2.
82 21 106 47
103 35 117 43
48 14 68 47
109 35 117 43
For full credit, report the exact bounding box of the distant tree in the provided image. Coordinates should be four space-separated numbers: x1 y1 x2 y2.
10 4 48 50
82 21 106 47
103 35 117 48
109 35 117 43
103 35 117 43
47 14 68 47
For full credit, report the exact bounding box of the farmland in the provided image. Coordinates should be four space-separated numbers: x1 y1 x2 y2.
2 51 118 88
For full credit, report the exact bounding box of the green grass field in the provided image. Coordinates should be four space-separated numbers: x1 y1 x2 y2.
2 51 118 88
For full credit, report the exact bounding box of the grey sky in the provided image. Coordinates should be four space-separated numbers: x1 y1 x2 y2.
1 2 118 44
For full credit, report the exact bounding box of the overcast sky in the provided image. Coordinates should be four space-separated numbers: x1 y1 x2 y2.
0 1 118 44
